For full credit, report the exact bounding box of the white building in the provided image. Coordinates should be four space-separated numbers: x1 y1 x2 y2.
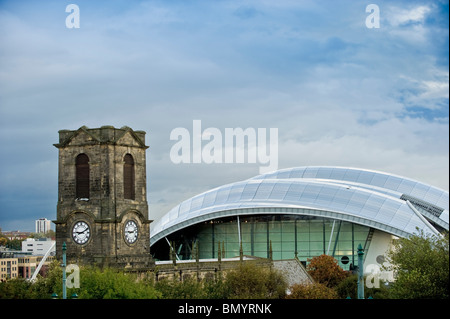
35 218 51 234
151 166 448 275
22 238 55 256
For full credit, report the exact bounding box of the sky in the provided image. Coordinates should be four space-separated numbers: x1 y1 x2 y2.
0 0 448 232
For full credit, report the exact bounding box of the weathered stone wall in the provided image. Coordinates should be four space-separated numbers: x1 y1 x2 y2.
133 257 314 287
54 126 153 268
149 257 274 282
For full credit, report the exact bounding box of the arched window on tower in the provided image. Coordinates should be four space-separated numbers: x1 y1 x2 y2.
124 154 135 200
75 153 90 199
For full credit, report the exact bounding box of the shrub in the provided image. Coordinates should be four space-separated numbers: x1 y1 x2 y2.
287 283 338 299
224 263 287 299
154 276 206 299
76 266 161 299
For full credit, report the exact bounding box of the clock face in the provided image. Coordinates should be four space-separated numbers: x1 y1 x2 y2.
124 220 138 244
72 221 90 245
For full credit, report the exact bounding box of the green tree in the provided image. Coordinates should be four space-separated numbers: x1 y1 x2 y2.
29 230 55 239
335 274 390 299
203 277 230 299
224 263 287 299
76 266 161 299
155 276 207 299
0 233 7 246
0 278 34 299
32 259 63 298
0 260 62 299
386 230 449 299
5 238 22 250
286 283 338 299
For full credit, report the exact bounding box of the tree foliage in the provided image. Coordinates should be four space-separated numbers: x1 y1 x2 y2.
32 259 64 298
0 278 34 299
306 254 349 288
386 230 449 299
0 261 288 299
287 283 338 299
335 274 390 299
76 266 161 299
224 263 287 299
0 260 62 299
155 276 207 299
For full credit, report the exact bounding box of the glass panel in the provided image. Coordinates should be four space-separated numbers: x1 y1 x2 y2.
329 168 346 180
160 214 372 271
289 168 305 178
356 171 375 185
277 170 291 179
227 184 246 202
284 183 306 201
384 175 402 190
397 179 415 194
310 220 323 233
371 174 388 188
343 169 360 182
316 167 333 179
425 187 443 204
241 183 259 200
254 182 275 200
214 187 231 205
302 184 322 201
281 220 295 233
190 195 204 212
178 199 192 216
271 183 290 200
303 167 319 178
202 191 217 208
269 232 281 242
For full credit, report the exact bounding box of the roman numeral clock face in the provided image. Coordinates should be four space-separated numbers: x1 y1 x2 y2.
124 220 138 244
72 221 90 245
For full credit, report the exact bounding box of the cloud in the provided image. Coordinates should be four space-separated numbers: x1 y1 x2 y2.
0 0 448 231
386 5 431 26
421 78 450 100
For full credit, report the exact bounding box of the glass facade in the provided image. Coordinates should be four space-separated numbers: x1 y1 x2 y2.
153 214 372 270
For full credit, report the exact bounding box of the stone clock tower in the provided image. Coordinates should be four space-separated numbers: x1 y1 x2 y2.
53 125 154 269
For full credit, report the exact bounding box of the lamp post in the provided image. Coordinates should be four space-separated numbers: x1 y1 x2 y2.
357 243 364 299
62 242 67 300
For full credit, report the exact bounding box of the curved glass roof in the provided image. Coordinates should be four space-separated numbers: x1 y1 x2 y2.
150 166 449 246
252 166 449 228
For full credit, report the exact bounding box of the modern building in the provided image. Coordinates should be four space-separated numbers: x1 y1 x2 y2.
22 238 55 256
150 166 449 271
35 218 51 234
0 251 55 281
17 255 55 279
0 257 18 281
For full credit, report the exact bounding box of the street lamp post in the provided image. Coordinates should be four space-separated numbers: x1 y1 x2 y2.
357 243 364 299
62 242 67 300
